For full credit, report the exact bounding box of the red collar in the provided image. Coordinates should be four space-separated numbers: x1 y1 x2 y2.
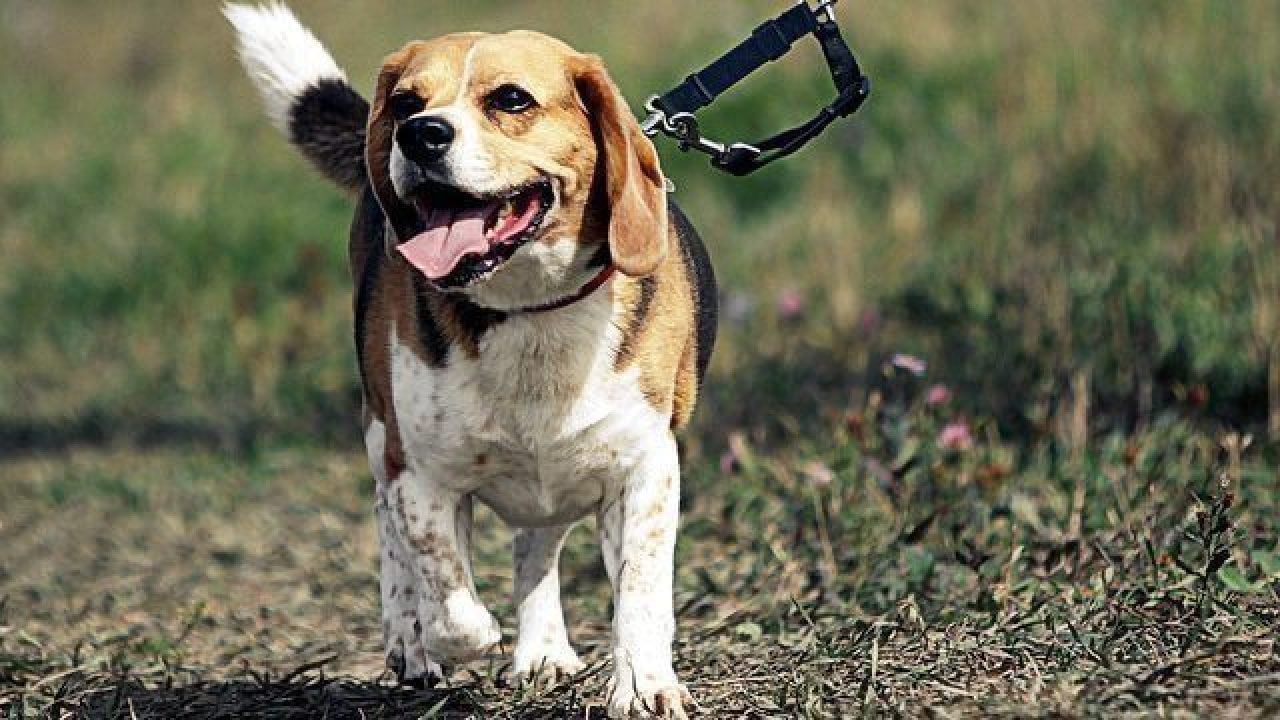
516 264 616 314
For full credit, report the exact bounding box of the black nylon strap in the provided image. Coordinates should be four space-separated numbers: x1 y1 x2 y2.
644 2 871 176
653 3 817 116
713 13 869 175
814 13 861 101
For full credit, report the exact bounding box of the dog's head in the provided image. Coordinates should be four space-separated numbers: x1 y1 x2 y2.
366 32 667 309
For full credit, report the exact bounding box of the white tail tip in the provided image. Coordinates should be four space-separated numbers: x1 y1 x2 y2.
224 1 346 134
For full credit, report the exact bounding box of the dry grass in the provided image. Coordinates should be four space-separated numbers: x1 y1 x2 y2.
3 1 1280 717
3 412 1278 718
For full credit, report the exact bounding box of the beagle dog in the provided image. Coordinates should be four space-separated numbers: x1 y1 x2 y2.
226 4 716 718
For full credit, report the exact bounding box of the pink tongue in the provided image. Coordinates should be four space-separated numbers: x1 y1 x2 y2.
397 205 492 280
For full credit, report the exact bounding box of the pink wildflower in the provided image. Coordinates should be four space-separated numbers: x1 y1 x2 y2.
938 421 974 451
858 307 883 337
801 461 834 488
926 384 952 407
721 432 750 475
720 450 741 475
777 288 805 320
891 353 927 376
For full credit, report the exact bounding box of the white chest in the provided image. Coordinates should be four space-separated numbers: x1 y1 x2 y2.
387 298 664 527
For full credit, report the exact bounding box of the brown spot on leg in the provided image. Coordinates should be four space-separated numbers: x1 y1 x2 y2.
384 447 406 482
473 453 488 467
408 530 442 555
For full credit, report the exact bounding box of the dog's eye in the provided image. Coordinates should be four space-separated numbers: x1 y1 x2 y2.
488 84 537 114
389 91 426 122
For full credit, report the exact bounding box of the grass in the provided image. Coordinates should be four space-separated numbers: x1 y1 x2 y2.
3 405 1277 717
2 0 1279 717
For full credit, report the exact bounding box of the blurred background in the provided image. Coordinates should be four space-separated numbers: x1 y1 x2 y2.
1 0 1276 453
1 1 1278 715
2 0 1277 452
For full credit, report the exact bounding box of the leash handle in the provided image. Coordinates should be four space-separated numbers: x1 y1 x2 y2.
641 0 870 176
648 2 820 117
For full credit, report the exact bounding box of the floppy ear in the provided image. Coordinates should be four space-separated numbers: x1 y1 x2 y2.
574 56 669 277
365 44 421 243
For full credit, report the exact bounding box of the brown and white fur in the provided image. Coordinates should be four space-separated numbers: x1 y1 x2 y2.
226 4 716 718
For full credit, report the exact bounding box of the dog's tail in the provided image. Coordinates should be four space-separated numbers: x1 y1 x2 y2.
225 2 368 192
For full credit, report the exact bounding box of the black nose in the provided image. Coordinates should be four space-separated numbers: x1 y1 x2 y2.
397 116 455 165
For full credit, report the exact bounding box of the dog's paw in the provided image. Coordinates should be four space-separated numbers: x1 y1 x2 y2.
607 672 692 719
385 629 445 686
422 594 502 664
507 642 585 686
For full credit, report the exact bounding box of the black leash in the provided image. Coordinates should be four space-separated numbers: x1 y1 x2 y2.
641 0 870 176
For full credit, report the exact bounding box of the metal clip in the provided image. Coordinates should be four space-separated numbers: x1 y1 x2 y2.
641 97 763 171
667 112 727 156
640 96 670 137
812 0 839 23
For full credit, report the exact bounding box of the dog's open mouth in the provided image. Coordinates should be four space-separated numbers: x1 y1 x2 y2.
397 179 554 288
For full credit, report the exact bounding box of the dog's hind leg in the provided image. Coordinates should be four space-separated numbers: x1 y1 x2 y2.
508 523 585 683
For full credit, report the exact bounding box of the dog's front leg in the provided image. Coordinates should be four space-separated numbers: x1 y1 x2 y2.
381 465 501 679
368 420 438 682
599 432 691 719
376 487 443 683
509 523 585 683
